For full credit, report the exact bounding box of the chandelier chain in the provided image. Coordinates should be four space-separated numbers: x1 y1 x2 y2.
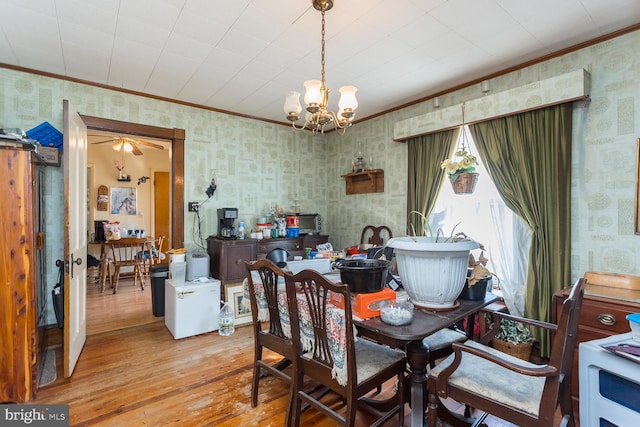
320 10 326 85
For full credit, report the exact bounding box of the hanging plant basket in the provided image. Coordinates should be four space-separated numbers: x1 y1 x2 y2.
450 172 479 194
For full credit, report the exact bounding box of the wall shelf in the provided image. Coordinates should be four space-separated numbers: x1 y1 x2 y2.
341 169 384 195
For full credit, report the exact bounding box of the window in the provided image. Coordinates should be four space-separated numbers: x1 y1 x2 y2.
428 126 531 315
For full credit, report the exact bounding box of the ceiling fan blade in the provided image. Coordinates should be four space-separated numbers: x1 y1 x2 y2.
92 138 119 144
132 139 165 150
131 143 144 156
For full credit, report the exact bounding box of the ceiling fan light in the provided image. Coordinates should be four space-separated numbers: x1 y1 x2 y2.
338 86 358 112
112 140 134 153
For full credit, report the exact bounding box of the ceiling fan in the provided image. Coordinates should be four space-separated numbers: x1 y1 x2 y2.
90 135 165 156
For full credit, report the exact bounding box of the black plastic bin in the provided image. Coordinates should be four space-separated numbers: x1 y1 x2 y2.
150 262 169 316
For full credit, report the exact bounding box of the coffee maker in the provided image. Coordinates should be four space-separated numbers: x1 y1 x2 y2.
217 208 238 239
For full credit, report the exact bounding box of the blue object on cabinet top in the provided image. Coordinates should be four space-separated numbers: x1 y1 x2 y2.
27 121 63 150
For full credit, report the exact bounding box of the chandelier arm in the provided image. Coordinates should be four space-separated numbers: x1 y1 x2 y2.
290 120 308 131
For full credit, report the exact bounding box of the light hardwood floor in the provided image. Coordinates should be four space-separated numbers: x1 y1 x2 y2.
34 278 526 426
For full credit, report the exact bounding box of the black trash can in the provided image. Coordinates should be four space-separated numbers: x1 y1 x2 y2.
150 262 169 316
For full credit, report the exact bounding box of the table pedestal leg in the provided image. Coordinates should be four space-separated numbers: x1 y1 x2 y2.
406 340 430 427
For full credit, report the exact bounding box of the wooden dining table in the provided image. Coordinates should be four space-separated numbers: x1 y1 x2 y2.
354 293 499 427
97 236 156 291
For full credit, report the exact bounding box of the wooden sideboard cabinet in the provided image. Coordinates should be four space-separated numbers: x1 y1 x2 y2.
208 235 330 285
207 237 256 286
0 143 47 403
553 282 640 417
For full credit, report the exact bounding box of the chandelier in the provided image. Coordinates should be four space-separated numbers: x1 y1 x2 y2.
283 0 358 135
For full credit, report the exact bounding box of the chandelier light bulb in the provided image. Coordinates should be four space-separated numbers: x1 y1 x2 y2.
284 91 302 120
303 80 323 110
338 86 358 114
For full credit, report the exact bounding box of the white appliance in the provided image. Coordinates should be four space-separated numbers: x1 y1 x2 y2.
165 278 221 339
579 333 640 427
186 252 210 281
286 258 332 275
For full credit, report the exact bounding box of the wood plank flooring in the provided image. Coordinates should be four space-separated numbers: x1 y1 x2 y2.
33 278 527 426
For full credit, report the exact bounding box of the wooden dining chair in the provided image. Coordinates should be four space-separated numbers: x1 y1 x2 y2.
285 269 406 427
244 259 293 408
138 235 166 278
360 225 392 246
106 237 146 294
427 278 586 427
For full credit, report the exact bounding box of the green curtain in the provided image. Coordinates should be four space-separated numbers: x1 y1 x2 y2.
407 129 459 235
469 103 573 356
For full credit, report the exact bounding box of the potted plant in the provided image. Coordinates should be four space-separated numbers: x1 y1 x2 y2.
387 212 479 310
441 139 478 194
489 317 535 361
458 250 492 301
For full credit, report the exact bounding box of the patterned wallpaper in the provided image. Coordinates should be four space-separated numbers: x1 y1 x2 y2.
1 29 639 324
331 29 640 281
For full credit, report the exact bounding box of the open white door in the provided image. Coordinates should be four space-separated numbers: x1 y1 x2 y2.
63 100 88 377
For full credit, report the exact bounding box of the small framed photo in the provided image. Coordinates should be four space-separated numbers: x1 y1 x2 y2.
225 283 252 326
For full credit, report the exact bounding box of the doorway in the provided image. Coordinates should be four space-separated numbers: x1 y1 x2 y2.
81 115 185 249
81 116 185 335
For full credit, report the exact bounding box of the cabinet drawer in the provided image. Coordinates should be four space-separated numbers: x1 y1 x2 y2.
257 238 301 254
580 299 633 334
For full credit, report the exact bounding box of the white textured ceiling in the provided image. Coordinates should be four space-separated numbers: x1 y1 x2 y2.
1 0 639 127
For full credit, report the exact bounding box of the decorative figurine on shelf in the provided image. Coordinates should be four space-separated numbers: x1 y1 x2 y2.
354 151 365 172
114 159 130 181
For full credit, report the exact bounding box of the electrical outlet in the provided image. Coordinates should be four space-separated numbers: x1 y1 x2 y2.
188 202 199 212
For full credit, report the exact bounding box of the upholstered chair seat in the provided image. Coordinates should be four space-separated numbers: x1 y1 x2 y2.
430 340 545 416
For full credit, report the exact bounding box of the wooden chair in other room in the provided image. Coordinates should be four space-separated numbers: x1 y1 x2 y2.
106 238 146 294
244 259 293 408
139 235 166 278
360 225 392 246
285 269 406 427
427 278 586 427
99 256 113 293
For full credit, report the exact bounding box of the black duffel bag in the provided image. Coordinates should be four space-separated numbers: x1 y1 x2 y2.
52 260 64 329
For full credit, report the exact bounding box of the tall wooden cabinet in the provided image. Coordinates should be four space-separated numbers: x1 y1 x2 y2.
0 142 47 403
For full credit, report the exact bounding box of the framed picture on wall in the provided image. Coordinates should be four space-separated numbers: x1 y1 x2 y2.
224 283 252 326
110 187 137 215
635 138 640 234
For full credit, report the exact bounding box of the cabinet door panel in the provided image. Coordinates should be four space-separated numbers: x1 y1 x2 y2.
223 244 255 281
302 235 329 251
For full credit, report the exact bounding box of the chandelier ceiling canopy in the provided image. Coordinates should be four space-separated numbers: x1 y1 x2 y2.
283 0 358 135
